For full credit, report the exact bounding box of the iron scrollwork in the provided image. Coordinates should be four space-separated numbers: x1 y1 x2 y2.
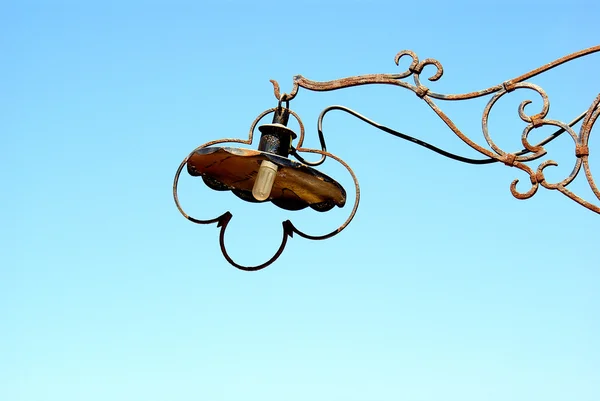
271 45 600 214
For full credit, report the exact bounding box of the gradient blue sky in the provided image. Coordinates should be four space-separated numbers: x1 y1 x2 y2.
2 1 599 401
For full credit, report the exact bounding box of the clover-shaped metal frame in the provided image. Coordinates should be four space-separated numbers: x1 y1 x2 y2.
173 106 360 271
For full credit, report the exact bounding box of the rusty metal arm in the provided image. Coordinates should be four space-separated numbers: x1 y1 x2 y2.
271 45 600 214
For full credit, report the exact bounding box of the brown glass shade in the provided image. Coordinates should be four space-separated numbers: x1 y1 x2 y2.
187 147 346 212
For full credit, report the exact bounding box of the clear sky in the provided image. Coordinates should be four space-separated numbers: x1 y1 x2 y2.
2 1 599 401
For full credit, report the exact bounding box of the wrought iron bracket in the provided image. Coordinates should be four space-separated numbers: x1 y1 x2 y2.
268 45 600 214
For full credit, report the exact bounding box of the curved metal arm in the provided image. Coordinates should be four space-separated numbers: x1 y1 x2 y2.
271 46 600 102
273 46 600 214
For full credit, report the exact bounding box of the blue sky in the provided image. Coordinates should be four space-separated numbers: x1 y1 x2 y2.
2 1 599 401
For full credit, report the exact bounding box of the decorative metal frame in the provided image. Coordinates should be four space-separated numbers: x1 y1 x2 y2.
173 106 360 271
174 45 600 270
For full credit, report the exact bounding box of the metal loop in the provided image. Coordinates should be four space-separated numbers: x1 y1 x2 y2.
576 144 590 157
415 85 429 98
502 81 516 92
503 153 517 167
278 96 290 109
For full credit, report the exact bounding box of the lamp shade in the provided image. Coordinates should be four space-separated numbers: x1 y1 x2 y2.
187 146 346 212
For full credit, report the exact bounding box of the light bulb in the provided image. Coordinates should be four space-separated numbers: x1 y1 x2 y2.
252 160 278 201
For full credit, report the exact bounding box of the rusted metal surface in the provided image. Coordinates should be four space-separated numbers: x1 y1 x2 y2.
174 45 599 270
187 146 346 211
271 45 600 214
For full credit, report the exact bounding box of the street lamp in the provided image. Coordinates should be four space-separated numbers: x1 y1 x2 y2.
173 45 600 270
